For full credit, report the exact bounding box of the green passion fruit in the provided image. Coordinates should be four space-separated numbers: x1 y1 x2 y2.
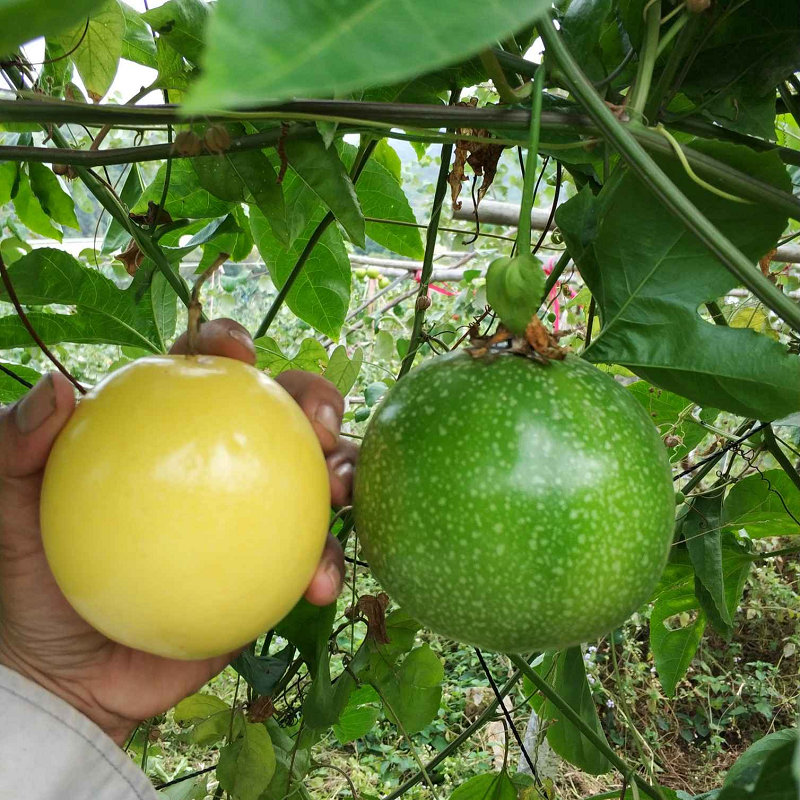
354 350 674 653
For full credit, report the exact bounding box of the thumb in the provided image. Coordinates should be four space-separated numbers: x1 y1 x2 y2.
0 373 76 480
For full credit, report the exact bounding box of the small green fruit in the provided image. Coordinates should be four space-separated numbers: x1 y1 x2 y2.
379 276 390 288
547 312 557 323
366 267 381 280
354 406 371 422
354 268 367 279
486 254 546 336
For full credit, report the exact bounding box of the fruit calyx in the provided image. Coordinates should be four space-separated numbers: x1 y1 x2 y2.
186 254 229 355
468 315 567 365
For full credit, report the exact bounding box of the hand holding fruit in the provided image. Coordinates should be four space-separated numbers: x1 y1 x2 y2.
0 319 354 746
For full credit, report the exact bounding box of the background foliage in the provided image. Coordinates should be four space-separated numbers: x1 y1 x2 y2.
1 0 799 798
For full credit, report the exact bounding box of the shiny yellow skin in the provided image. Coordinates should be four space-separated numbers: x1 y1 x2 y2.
40 355 330 660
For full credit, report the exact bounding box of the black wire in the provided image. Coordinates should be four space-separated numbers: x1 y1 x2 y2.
532 160 561 257
594 47 636 89
475 649 541 786
0 362 33 389
672 422 771 481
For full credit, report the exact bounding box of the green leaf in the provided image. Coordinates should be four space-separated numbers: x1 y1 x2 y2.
683 487 731 630
374 329 394 362
559 143 800 420
13 170 62 240
0 0 105 56
540 647 611 775
134 159 234 219
102 163 143 255
27 162 79 229
683 493 752 638
231 643 293 697
250 205 351 339
150 270 177 342
173 692 230 723
0 235 32 265
285 133 365 248
340 141 422 258
184 0 550 110
324 345 363 396
560 0 614 84
161 214 242 262
372 642 443 735
272 162 322 249
192 126 288 245
153 35 189 92
683 1 800 101
38 40 72 98
333 685 381 744
262 720 313 800
449 771 518 800
120 0 157 67
721 469 800 538
199 208 254 270
627 382 719 463
703 84 777 141
717 730 799 800
0 362 41 403
158 775 208 800
0 249 165 351
141 0 208 64
374 140 402 183
217 722 276 800
650 557 706 697
724 729 799 791
254 336 328 377
189 710 244 746
56 0 124 101
381 610 421 658
0 161 18 206
274 599 335 676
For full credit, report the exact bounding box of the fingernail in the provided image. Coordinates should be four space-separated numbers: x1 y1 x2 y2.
325 559 342 597
315 404 340 443
334 461 354 483
228 327 256 357
16 374 56 434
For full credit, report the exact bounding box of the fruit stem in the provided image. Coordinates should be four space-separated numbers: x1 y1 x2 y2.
507 654 665 800
516 64 545 256
187 254 229 356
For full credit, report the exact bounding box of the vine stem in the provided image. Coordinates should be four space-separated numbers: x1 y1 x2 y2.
479 49 525 105
645 14 701 123
0 254 86 394
750 544 800 562
506 654 663 800
254 215 333 339
537 15 800 335
254 138 378 339
381 666 525 800
0 363 33 389
368 679 439 800
516 65 545 255
763 425 800 494
187 255 229 355
628 0 661 123
2 65 193 311
397 88 461 379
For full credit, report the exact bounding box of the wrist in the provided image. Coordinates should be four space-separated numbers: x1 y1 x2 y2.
0 646 137 747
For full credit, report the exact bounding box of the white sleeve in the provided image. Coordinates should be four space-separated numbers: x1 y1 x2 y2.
0 665 158 800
